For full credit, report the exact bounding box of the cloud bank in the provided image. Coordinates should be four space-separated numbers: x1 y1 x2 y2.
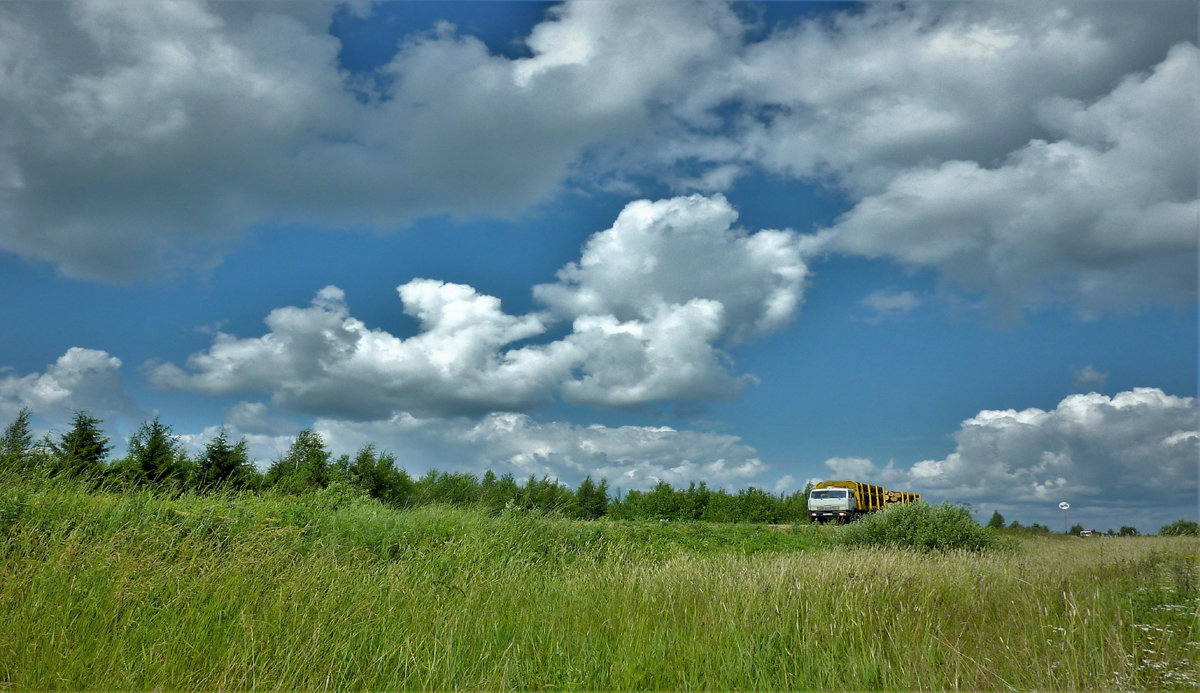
0 0 1193 316
149 194 814 418
825 388 1199 527
315 412 766 490
0 347 141 426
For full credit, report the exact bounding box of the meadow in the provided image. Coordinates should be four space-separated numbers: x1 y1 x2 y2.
1 475 1196 690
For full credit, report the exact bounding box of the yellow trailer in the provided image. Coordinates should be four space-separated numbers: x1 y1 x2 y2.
808 480 922 523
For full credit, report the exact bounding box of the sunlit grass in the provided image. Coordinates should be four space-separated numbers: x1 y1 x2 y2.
1 476 1196 690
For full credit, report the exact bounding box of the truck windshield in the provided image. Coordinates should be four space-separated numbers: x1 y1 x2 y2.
810 490 848 499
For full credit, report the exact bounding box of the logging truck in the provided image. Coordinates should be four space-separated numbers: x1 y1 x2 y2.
808 480 922 523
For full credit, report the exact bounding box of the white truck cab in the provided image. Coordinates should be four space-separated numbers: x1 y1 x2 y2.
808 487 857 522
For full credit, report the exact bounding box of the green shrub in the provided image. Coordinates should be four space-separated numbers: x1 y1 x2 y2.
1159 519 1200 536
838 502 1002 552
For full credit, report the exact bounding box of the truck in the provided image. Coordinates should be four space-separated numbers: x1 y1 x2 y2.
808 480 922 524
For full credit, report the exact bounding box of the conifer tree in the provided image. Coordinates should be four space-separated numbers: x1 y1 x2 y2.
0 407 34 472
125 416 186 485
987 510 1006 529
195 428 254 490
574 475 609 519
52 411 110 478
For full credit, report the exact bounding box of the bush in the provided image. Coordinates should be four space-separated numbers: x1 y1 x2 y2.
1159 519 1199 536
838 502 1002 552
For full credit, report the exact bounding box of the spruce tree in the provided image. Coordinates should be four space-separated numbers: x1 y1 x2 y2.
574 475 609 519
196 428 253 490
987 510 1006 529
53 411 110 478
126 417 185 485
0 407 34 472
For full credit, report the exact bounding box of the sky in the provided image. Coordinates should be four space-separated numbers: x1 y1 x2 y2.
0 0 1196 532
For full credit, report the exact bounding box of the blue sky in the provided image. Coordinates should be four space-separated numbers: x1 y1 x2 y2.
0 0 1196 531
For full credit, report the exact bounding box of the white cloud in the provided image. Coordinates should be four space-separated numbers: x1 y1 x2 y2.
149 194 816 418
859 290 920 322
1072 365 1109 392
828 44 1199 317
225 401 297 437
0 347 141 426
719 2 1193 192
0 0 744 281
534 194 817 343
148 282 575 418
313 411 767 490
1 0 1193 322
824 388 1198 527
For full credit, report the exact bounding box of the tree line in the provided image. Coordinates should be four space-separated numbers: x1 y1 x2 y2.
0 408 812 523
6 409 1195 533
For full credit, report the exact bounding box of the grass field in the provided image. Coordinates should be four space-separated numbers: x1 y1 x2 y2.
1 476 1197 690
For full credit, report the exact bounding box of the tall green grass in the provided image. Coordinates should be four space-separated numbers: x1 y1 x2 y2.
1 475 1196 690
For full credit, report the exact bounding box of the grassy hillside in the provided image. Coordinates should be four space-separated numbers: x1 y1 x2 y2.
1 476 1196 690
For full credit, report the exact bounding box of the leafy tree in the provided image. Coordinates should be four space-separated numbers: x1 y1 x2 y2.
1159 519 1199 536
266 429 331 494
679 481 710 521
517 474 574 514
737 487 779 523
574 475 609 519
346 444 413 506
0 407 34 473
1008 520 1024 530
987 510 1006 529
51 411 110 478
1117 525 1139 537
783 482 813 523
195 428 256 490
121 417 187 486
700 489 741 523
1069 523 1085 536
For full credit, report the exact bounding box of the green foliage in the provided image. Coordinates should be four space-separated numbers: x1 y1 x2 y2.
838 501 1003 552
574 475 608 519
345 444 413 507
265 429 331 494
987 509 1005 529
1069 522 1086 536
1159 519 1200 536
480 470 519 514
50 411 110 479
1118 525 1140 537
417 470 483 506
515 474 576 514
1006 520 1053 534
116 417 189 487
0 408 34 473
195 429 258 491
609 479 809 523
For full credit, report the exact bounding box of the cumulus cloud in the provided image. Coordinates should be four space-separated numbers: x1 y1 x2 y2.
0 347 141 424
2 0 1194 322
824 388 1199 526
534 194 817 342
314 411 767 490
149 194 816 418
148 283 574 418
225 401 298 437
0 0 743 281
829 43 1199 316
